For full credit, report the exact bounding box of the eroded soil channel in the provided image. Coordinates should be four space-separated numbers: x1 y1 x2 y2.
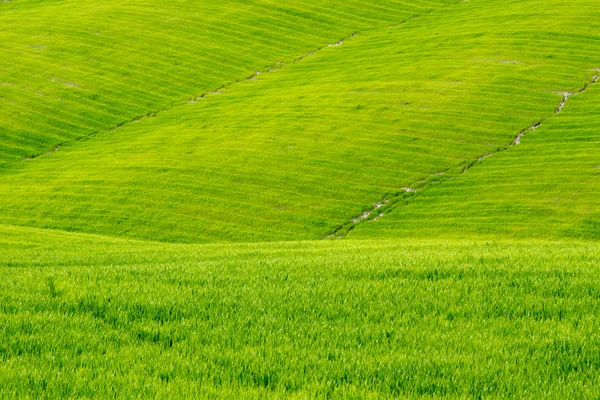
14 1 465 167
324 73 599 239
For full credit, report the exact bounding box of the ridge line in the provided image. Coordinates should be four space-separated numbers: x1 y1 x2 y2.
324 72 599 239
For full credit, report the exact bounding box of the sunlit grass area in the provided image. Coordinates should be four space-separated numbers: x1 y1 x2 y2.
2 0 600 397
1 0 599 243
2 226 600 398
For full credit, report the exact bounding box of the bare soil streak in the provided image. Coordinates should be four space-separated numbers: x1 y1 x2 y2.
324 73 599 239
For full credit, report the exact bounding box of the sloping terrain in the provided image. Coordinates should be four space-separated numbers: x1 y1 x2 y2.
1 0 599 242
0 0 452 163
352 75 600 240
3 0 600 397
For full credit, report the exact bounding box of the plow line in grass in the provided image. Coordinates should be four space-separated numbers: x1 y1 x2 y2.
9 4 465 169
325 71 600 239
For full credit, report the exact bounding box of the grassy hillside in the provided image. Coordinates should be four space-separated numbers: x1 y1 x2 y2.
352 75 600 240
1 0 599 243
2 225 600 398
3 0 600 398
0 0 452 163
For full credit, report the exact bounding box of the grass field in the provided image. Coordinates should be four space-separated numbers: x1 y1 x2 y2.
2 0 600 397
0 0 452 164
1 0 600 243
353 74 600 241
3 226 600 398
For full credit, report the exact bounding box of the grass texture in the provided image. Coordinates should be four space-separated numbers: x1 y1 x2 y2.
2 225 600 398
0 0 452 163
1 0 599 242
2 0 600 397
353 76 600 240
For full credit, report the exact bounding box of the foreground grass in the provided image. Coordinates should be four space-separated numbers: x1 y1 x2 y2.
2 225 600 398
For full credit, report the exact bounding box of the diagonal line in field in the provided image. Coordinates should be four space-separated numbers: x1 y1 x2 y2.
10 2 463 167
324 73 599 239
13 29 360 165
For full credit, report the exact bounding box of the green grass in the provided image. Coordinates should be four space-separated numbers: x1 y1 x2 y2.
1 0 600 243
0 0 452 163
2 225 600 398
352 75 600 241
3 0 600 397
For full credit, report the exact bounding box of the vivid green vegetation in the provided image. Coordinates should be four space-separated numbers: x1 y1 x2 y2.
0 0 452 163
1 0 600 242
353 78 600 240
2 0 600 397
2 226 600 398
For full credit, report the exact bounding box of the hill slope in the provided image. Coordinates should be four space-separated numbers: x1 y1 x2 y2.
1 0 599 243
0 0 452 163
3 0 600 397
352 75 600 240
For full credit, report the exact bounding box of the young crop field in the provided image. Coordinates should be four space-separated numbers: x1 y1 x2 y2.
354 81 600 241
2 0 600 243
2 226 600 398
0 0 453 164
2 0 600 397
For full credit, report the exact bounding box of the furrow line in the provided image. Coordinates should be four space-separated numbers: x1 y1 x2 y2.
10 2 460 167
324 72 599 239
9 36 361 166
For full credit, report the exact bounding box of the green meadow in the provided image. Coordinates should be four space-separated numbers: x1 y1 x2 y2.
0 0 453 163
3 227 600 398
1 0 600 242
353 79 600 241
2 0 600 397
